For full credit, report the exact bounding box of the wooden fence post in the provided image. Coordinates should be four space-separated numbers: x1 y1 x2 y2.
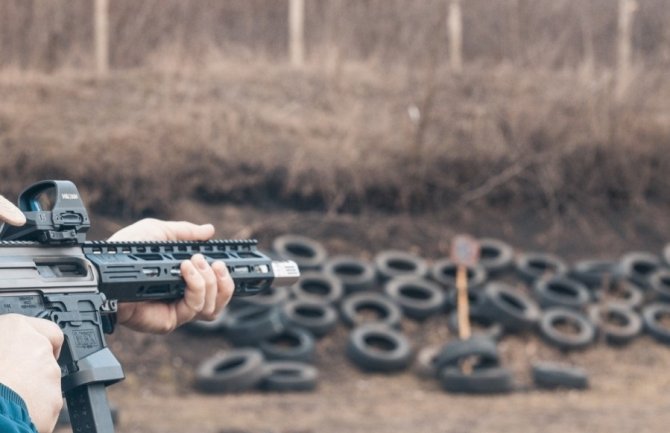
94 0 109 75
616 0 637 100
448 0 463 73
289 0 305 67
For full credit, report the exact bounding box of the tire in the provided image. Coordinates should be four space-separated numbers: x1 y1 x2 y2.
233 286 290 308
222 305 285 345
280 299 338 338
480 282 540 332
447 311 504 341
533 276 591 311
259 361 318 392
531 362 589 390
346 324 413 372
340 292 403 329
430 259 487 290
439 366 514 394
259 327 316 362
434 336 500 371
323 256 376 293
602 279 644 310
445 287 486 315
290 272 344 304
617 252 663 290
272 235 328 271
642 303 670 345
414 345 441 379
663 244 670 267
478 238 514 276
383 276 446 320
569 259 616 290
589 304 642 346
194 349 266 393
515 252 567 283
181 309 228 334
374 250 429 282
649 269 670 303
539 308 595 350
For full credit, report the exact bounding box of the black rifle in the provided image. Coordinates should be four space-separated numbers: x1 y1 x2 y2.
0 180 300 433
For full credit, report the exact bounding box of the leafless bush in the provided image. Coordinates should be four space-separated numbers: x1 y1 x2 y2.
0 62 668 218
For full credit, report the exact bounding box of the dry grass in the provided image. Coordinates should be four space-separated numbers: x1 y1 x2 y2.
0 60 669 219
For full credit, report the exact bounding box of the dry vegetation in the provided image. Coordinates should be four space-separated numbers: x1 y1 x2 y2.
0 0 669 221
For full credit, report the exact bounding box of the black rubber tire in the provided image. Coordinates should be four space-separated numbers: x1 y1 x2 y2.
444 287 486 315
539 308 595 350
649 269 670 303
480 282 540 332
478 238 514 276
222 305 285 345
290 272 344 304
589 304 642 346
663 244 670 267
323 256 376 293
414 345 441 379
194 349 266 393
279 299 338 338
434 336 500 371
533 276 591 311
569 259 616 290
430 259 487 290
439 366 514 395
233 286 290 308
181 309 228 334
515 252 567 283
617 251 663 290
259 361 318 392
272 234 328 271
642 303 670 345
601 279 644 310
258 327 316 362
447 311 505 341
346 324 413 372
374 250 429 282
383 276 446 320
531 362 589 390
340 292 403 329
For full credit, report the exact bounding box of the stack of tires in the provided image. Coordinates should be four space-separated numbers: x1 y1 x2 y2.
185 234 670 395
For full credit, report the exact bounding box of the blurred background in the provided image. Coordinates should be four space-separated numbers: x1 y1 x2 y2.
1 1 670 432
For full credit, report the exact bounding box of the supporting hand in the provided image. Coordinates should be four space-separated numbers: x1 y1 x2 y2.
108 218 234 334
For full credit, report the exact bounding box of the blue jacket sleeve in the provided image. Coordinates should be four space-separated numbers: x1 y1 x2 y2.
0 384 38 433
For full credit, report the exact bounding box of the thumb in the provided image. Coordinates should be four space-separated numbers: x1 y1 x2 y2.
166 222 215 241
0 195 26 226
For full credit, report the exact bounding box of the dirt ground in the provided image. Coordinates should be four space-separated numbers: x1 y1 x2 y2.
57 201 670 433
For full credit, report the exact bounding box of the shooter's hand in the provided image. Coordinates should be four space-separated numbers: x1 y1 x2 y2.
108 219 234 334
0 314 64 433
0 195 26 227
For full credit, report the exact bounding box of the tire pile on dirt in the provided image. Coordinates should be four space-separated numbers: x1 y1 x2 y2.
185 235 670 395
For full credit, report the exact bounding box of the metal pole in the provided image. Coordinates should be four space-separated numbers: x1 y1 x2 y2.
94 0 109 75
448 0 463 73
616 0 637 100
289 0 305 67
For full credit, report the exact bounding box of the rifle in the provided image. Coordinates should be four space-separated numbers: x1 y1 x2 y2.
0 180 300 433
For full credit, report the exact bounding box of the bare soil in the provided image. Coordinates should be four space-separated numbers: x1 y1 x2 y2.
57 201 670 433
